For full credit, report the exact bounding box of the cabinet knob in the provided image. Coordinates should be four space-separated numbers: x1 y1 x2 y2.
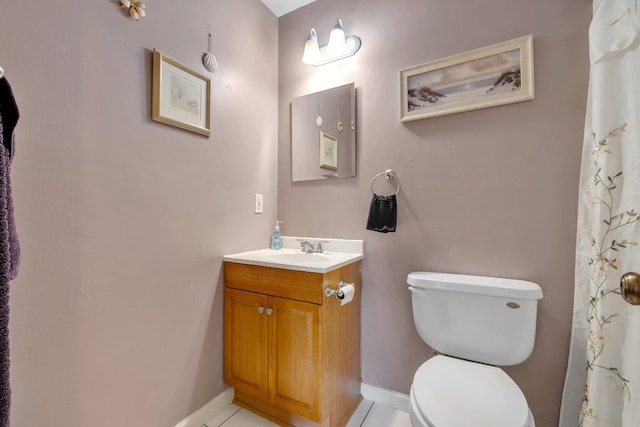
258 306 265 314
266 308 273 316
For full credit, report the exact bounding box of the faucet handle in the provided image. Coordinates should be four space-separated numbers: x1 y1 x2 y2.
316 240 333 252
317 240 331 252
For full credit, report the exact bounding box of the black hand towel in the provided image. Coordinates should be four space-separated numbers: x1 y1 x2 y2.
0 76 20 427
0 77 20 281
366 194 397 233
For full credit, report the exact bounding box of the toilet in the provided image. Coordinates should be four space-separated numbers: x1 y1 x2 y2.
407 272 543 427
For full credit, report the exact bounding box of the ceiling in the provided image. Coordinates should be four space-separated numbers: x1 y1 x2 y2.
260 0 317 17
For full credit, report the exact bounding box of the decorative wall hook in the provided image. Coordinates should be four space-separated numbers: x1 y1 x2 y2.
120 0 146 21
203 33 218 73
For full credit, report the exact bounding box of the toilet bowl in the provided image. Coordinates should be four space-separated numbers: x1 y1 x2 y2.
408 355 535 427
407 272 543 427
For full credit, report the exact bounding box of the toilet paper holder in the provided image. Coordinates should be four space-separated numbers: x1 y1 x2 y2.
325 280 352 299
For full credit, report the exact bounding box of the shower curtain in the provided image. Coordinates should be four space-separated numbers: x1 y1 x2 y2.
560 1 640 426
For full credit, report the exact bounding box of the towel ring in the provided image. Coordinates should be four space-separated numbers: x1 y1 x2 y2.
370 169 400 195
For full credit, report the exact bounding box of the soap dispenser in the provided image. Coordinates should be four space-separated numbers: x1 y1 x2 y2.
271 221 283 250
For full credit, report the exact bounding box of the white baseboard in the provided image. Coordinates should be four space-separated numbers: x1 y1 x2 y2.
361 382 409 413
175 387 235 427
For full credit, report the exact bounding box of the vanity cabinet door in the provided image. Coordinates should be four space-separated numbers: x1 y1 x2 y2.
268 296 320 421
224 288 269 400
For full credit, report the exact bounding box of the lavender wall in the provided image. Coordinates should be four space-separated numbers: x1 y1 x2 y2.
0 0 278 425
278 1 591 425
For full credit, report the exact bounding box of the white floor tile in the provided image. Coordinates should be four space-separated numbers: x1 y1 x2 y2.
217 408 281 427
205 400 410 427
204 404 241 427
361 403 411 427
345 399 374 427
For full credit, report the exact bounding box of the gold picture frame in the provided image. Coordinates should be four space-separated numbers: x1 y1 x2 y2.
400 35 534 122
152 49 211 136
319 131 337 170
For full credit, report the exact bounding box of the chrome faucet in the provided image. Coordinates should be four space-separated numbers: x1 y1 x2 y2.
299 239 330 253
300 239 318 253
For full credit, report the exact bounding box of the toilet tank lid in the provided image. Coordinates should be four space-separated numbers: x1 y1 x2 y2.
407 272 543 300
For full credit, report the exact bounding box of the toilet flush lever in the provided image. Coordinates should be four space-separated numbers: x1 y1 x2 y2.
408 286 426 296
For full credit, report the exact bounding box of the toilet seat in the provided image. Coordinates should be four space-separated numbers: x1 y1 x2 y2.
410 355 530 427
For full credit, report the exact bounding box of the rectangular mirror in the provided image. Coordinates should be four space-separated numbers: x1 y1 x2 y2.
291 83 356 182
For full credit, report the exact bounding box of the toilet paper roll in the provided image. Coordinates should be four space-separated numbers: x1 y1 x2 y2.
338 284 356 306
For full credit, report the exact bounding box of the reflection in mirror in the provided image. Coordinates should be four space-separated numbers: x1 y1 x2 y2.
291 83 356 182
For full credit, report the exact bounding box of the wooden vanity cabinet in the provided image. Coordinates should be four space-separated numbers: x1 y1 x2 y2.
224 261 361 427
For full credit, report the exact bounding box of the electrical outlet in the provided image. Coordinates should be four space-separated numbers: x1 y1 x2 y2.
255 194 264 214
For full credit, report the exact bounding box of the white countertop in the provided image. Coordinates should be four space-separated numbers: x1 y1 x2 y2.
223 236 364 273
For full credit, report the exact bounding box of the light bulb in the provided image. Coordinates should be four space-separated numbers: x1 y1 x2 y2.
327 19 347 55
302 29 321 64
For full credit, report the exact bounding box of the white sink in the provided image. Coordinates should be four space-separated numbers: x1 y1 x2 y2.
223 237 364 273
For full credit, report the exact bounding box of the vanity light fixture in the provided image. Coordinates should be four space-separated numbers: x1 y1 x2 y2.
302 19 361 67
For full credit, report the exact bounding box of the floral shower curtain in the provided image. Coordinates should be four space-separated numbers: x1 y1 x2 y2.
560 1 640 426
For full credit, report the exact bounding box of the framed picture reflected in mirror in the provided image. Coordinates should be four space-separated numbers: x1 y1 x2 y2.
319 131 337 170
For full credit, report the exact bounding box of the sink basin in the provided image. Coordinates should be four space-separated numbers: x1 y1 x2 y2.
259 251 332 264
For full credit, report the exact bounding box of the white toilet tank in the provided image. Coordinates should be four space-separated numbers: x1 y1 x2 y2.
408 272 543 366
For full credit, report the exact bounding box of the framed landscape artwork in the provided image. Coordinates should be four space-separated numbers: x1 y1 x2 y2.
400 35 534 122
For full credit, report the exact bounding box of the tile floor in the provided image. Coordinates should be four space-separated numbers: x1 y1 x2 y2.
203 399 411 427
